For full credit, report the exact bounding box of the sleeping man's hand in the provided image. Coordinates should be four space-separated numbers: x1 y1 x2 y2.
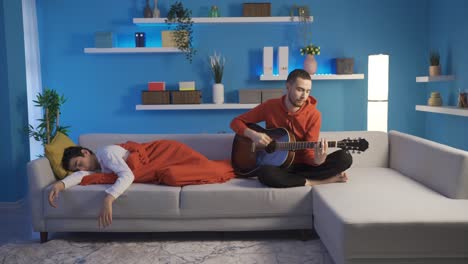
48 181 65 208
98 194 116 228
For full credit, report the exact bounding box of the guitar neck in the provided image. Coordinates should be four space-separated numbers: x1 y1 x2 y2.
276 141 337 151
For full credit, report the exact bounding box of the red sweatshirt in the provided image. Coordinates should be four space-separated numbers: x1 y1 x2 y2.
230 95 321 166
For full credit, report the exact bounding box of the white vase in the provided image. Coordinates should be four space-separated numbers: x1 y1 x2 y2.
213 83 224 104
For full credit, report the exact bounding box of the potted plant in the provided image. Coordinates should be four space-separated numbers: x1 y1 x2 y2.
300 43 320 75
209 52 225 104
290 5 318 75
27 88 70 147
165 1 196 63
429 51 440 76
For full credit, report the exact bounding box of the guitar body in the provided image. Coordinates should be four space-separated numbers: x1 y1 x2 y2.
231 123 296 176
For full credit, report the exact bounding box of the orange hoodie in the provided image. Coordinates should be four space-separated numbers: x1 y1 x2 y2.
230 95 321 166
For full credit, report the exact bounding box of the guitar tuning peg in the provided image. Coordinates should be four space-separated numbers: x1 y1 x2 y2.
357 151 361 154
352 150 355 154
347 137 350 140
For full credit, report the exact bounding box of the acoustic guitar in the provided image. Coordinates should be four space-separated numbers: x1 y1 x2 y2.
231 123 369 176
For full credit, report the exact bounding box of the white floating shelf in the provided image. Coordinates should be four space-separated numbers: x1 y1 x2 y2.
416 75 455 82
84 47 182 54
133 16 313 25
260 74 365 81
136 103 259 110
416 105 468 117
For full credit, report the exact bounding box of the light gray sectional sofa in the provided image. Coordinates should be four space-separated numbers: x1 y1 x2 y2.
28 130 468 264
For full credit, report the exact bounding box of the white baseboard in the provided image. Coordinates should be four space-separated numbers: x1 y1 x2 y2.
0 199 26 209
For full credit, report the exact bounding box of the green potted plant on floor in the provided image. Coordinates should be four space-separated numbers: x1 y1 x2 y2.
165 1 196 63
27 88 70 147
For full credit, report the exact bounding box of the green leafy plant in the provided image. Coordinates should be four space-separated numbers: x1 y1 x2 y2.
165 1 196 63
209 52 225 84
290 5 319 56
430 51 440 66
300 44 320 56
27 88 70 146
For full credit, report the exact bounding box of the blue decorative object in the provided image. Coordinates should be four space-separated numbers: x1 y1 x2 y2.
135 32 146 47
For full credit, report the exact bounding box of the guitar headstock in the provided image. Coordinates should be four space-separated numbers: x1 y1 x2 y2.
337 138 369 153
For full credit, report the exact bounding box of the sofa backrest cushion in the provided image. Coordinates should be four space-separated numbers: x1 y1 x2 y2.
320 131 389 168
80 131 389 168
389 130 468 199
79 133 234 161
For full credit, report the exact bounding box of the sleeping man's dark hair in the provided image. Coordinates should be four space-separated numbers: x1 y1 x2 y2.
61 146 94 171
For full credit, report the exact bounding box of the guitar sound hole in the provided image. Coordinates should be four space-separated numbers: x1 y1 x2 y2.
265 141 276 153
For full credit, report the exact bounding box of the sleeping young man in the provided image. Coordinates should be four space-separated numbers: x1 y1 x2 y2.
48 139 235 228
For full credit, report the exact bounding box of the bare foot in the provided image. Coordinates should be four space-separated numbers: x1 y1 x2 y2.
305 172 348 187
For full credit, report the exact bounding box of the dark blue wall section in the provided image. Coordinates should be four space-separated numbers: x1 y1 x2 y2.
426 0 468 150
36 0 429 142
0 0 14 202
0 0 30 202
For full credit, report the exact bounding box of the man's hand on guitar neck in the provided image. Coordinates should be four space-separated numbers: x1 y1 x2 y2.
244 128 272 147
313 138 328 165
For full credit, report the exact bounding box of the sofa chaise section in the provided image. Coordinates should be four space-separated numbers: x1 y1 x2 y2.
313 131 468 264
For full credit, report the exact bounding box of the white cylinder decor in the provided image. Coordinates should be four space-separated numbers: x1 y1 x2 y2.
213 83 224 104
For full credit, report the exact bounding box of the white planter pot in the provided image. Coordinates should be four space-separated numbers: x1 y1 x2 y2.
213 83 224 104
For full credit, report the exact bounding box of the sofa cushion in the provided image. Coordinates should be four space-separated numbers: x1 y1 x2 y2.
389 130 468 199
180 178 313 218
79 133 234 161
44 183 181 218
321 131 388 168
44 132 76 179
313 167 468 264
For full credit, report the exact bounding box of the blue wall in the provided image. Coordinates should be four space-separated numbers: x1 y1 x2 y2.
0 0 30 202
0 1 12 202
36 0 428 142
425 0 468 150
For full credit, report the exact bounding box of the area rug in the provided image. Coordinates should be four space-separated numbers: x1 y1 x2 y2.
0 237 333 264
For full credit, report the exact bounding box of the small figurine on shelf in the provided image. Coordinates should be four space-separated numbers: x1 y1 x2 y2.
153 0 160 18
143 0 153 18
457 89 467 108
427 92 442 106
135 32 146 47
209 6 220 17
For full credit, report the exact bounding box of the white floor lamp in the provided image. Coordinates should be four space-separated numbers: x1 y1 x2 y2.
367 54 389 132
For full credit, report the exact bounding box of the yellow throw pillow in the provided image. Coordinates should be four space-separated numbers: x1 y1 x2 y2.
45 132 76 179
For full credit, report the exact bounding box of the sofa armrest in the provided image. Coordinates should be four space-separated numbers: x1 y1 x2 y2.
27 157 56 231
389 130 468 199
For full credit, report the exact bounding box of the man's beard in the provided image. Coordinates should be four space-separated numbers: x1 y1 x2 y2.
288 96 304 107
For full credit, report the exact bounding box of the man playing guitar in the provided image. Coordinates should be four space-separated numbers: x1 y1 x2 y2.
230 69 353 188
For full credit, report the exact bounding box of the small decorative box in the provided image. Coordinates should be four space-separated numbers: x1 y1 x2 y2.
239 89 262 104
335 58 355 74
179 81 195 91
148 82 166 91
171 90 202 104
142 91 170 104
261 89 283 102
95 32 116 48
243 3 271 17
